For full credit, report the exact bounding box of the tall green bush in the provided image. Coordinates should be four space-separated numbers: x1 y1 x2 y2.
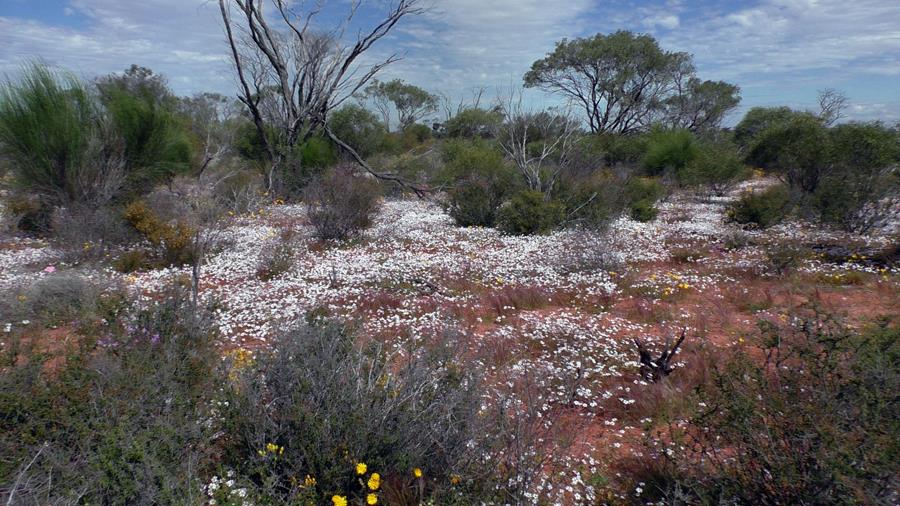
0 64 112 209
644 128 698 177
104 88 193 193
439 140 518 227
497 190 565 235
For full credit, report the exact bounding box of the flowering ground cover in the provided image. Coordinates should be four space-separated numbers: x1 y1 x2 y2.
1 181 897 503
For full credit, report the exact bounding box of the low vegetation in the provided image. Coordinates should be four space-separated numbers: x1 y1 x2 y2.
0 6 898 504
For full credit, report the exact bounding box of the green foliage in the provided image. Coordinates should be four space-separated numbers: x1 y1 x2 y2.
0 284 220 504
557 169 628 229
629 199 659 222
663 78 741 132
220 322 483 504
680 139 748 194
104 88 193 193
727 184 792 228
525 31 699 134
497 190 565 235
643 128 698 176
0 63 111 211
327 103 387 158
303 166 382 242
624 177 664 222
365 79 438 131
440 140 517 227
658 311 899 504
444 107 503 138
733 106 801 150
813 122 900 232
745 113 828 192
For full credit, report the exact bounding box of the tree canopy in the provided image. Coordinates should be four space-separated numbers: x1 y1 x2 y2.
524 31 739 134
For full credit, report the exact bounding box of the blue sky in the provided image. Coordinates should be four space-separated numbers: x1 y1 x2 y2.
1 0 899 124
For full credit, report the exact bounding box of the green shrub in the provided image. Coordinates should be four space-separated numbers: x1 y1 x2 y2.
680 140 748 195
444 107 503 138
624 177 664 222
557 170 628 230
440 140 517 227
0 63 119 217
220 321 483 504
727 184 792 228
625 177 665 205
104 87 193 194
497 190 565 235
304 166 381 241
745 113 828 193
813 122 900 232
327 103 388 158
646 311 899 504
629 199 658 222
0 283 220 504
643 128 698 177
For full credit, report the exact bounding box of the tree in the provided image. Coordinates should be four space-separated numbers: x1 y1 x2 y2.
177 92 242 174
364 78 438 131
663 78 741 132
733 106 805 152
817 88 848 126
494 90 578 194
96 64 176 109
746 113 829 193
524 31 695 134
815 122 899 232
443 107 503 138
218 0 425 193
327 103 387 158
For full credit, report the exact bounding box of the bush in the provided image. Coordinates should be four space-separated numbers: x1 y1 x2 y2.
440 140 517 227
745 113 828 193
51 204 136 262
625 177 665 222
497 190 565 235
18 272 100 326
0 64 122 219
327 103 387 158
680 140 748 195
103 87 193 195
219 321 483 504
443 107 503 138
256 230 296 281
646 310 899 504
304 166 381 242
0 283 220 504
813 122 900 232
123 200 195 265
557 169 628 230
643 128 698 177
727 184 792 228
629 199 659 222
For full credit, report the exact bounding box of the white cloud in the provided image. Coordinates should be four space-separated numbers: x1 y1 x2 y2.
643 14 680 30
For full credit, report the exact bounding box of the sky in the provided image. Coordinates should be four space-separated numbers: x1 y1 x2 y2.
1 0 899 124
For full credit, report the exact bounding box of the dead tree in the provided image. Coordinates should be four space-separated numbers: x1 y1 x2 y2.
634 328 687 382
218 0 426 193
494 88 578 195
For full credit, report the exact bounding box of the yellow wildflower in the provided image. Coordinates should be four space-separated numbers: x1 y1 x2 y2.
356 462 368 475
367 472 381 490
303 474 316 487
366 493 378 505
413 468 423 478
332 495 347 506
450 474 461 485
